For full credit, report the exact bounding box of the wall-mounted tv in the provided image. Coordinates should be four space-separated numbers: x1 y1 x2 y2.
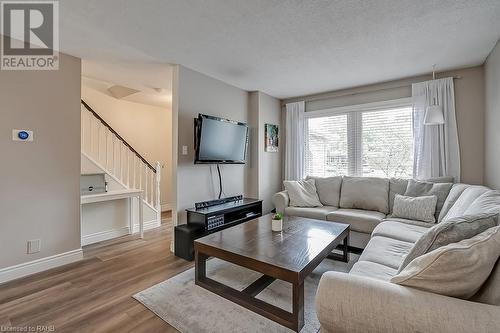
194 114 249 164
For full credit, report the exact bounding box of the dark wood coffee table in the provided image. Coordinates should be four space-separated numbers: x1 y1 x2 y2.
194 214 349 332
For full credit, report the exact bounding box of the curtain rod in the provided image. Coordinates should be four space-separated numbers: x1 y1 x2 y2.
284 75 462 105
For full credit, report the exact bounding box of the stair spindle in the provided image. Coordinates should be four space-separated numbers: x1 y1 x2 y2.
105 128 109 169
144 164 148 203
155 161 161 220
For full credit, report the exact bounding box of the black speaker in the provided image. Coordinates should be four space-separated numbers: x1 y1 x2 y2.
174 224 205 261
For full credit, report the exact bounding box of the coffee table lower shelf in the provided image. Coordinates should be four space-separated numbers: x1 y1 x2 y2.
195 251 305 332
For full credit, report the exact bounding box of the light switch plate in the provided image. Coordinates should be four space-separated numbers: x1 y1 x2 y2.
27 239 41 254
13 129 34 142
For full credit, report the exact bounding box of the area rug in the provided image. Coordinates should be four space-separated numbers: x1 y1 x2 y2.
134 254 358 333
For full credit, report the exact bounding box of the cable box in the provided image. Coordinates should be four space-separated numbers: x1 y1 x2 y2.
195 195 243 209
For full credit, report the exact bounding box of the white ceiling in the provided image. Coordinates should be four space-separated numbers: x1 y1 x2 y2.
60 0 500 99
82 60 173 107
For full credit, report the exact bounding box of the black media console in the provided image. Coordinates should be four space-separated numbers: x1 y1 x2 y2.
174 198 262 261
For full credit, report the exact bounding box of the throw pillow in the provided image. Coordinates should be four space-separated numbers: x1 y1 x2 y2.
391 194 438 223
471 258 500 305
391 226 500 299
398 213 498 272
424 176 455 183
339 176 389 214
305 176 342 207
404 179 453 220
463 190 500 217
283 179 323 207
389 178 409 214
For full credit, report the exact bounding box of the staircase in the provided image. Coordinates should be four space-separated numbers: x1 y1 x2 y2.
80 100 161 229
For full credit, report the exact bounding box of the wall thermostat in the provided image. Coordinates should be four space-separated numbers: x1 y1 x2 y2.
13 129 33 142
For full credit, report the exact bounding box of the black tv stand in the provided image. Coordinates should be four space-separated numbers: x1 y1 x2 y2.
174 197 262 261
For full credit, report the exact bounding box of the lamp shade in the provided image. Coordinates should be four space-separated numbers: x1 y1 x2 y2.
424 105 444 125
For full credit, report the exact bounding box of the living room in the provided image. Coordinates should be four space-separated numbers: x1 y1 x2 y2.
1 1 500 332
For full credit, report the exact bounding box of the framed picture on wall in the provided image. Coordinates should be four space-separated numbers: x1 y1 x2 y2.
265 123 279 152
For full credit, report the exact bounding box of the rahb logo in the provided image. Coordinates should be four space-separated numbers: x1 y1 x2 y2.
1 1 59 70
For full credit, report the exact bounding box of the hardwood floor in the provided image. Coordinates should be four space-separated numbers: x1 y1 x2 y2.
0 213 193 333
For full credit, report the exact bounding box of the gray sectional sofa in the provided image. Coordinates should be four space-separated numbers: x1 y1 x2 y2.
274 176 455 249
273 176 500 332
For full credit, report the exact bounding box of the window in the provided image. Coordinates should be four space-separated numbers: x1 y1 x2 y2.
305 101 414 178
305 114 348 176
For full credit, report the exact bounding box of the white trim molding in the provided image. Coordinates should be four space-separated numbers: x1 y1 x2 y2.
161 203 172 212
81 219 161 246
305 97 412 118
81 227 130 246
0 249 83 284
133 219 161 233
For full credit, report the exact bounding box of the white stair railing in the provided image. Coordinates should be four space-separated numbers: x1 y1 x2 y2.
81 101 161 215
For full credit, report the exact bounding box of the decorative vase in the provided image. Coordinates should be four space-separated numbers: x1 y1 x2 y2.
272 219 283 232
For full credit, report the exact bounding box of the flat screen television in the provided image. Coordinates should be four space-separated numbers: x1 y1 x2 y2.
194 114 249 164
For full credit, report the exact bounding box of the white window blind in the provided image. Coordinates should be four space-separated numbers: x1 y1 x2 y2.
305 114 348 177
305 104 413 178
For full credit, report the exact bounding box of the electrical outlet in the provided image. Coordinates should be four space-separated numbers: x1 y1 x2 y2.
182 145 188 155
27 239 41 254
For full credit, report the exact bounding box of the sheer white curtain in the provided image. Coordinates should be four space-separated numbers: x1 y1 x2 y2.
285 101 305 181
412 77 460 181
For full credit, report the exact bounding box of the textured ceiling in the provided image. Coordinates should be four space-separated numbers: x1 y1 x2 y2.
60 0 500 99
82 60 172 107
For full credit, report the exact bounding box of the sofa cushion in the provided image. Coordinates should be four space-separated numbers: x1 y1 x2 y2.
399 213 498 272
283 179 322 207
404 179 453 220
339 176 389 214
349 231 371 249
372 220 429 243
391 194 438 223
382 217 437 228
358 236 414 269
326 208 385 234
464 190 500 217
305 176 342 207
349 261 398 282
472 258 500 305
389 178 408 214
391 226 500 299
441 185 490 222
284 206 337 220
438 184 470 222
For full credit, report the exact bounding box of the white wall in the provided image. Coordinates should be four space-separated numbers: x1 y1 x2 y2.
172 68 284 229
246 93 260 199
81 85 173 209
485 40 500 189
248 92 283 213
175 66 250 225
0 46 82 273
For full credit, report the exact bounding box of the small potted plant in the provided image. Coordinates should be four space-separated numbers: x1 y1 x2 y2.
271 212 284 232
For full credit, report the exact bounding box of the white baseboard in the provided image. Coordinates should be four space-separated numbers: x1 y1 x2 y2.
82 219 162 246
0 249 83 284
133 219 161 233
161 203 172 212
82 226 130 246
